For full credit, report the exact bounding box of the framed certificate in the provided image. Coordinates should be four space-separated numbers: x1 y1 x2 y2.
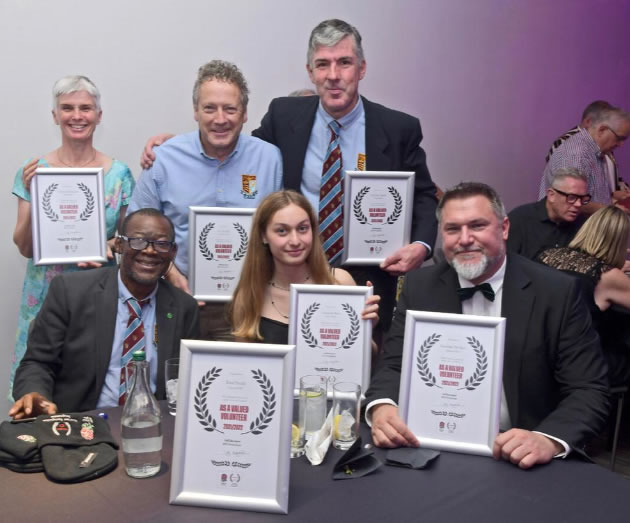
398 311 505 457
30 168 107 265
170 340 295 514
288 284 373 398
341 171 415 265
188 207 255 302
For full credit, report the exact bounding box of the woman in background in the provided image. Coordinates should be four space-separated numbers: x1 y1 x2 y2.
537 205 630 385
10 75 135 397
231 190 379 344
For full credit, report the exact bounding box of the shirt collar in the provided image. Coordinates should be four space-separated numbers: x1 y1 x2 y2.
118 270 159 305
317 96 364 129
457 256 507 295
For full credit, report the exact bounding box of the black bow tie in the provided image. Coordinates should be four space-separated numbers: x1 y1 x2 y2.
457 283 495 302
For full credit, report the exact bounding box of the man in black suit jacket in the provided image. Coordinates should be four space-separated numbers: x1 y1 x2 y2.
11 209 200 417
252 18 438 331
366 182 609 469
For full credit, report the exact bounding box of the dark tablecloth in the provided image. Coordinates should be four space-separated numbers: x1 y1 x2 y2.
0 404 628 522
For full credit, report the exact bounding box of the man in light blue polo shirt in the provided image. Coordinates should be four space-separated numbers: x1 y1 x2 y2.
129 60 282 338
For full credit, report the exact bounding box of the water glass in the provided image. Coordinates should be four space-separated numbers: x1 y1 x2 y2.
332 382 361 450
165 358 179 416
300 375 327 440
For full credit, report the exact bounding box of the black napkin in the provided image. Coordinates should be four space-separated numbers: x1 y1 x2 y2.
385 447 440 469
35 413 119 483
332 437 382 480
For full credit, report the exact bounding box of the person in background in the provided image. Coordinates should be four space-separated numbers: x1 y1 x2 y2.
508 168 588 260
10 75 135 400
539 103 630 214
537 206 630 387
230 190 379 344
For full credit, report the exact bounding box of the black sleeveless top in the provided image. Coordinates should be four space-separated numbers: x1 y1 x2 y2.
258 316 289 345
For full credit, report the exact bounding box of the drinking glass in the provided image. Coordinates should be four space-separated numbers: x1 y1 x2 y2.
165 358 179 416
332 382 361 450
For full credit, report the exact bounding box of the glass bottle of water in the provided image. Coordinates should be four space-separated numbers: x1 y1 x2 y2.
121 351 162 478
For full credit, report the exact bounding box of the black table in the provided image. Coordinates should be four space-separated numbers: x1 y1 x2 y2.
1 405 628 522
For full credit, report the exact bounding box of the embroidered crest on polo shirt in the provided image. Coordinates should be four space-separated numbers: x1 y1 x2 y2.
241 174 258 199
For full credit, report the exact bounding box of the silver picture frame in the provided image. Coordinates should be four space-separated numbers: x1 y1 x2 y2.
398 310 506 457
170 340 295 514
341 170 415 265
30 167 107 265
188 206 255 302
288 284 373 398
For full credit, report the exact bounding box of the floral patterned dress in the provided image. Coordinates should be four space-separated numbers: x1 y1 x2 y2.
10 159 135 399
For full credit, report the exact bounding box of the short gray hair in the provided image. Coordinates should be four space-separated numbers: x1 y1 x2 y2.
52 75 101 110
548 167 587 188
307 19 364 67
436 182 506 222
192 60 249 109
589 106 630 127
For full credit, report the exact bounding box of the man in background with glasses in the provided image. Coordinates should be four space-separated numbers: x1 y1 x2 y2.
539 104 630 214
10 209 200 417
508 168 588 260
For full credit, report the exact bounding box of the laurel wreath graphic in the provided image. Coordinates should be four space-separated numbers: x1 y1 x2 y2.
386 186 403 224
42 183 60 222
301 302 360 350
198 222 248 262
352 186 370 224
416 333 442 388
339 304 360 349
242 369 276 435
194 367 224 434
232 223 248 261
77 183 94 221
301 303 321 348
198 222 215 261
459 336 488 391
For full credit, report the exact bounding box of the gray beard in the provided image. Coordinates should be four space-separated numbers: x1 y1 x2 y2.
450 254 490 281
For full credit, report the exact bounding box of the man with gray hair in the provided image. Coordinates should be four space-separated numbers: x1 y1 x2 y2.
508 168 589 259
252 18 438 334
129 60 282 338
538 104 630 214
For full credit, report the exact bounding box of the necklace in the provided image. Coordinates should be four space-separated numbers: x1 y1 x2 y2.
57 148 97 168
269 274 310 292
270 298 289 319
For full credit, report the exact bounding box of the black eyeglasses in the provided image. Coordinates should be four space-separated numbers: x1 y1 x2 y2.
551 187 592 205
605 125 628 142
119 236 175 253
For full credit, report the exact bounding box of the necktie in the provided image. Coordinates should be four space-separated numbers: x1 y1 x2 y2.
457 283 495 302
319 120 344 265
119 298 148 405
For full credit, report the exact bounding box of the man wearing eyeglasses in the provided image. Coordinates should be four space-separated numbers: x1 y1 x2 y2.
10 209 200 417
539 105 630 215
508 168 588 260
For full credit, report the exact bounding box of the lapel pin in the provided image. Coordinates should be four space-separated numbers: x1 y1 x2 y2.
167 312 173 319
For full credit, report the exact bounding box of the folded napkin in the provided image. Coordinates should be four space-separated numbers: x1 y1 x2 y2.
385 447 440 469
332 437 383 480
305 408 332 465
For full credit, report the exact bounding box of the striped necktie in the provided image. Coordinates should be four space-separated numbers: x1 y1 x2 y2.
119 297 148 405
319 120 344 265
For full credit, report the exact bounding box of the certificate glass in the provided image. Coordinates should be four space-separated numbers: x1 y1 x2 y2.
170 340 295 514
30 168 107 265
288 284 373 398
188 207 255 302
342 171 415 265
398 311 505 456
